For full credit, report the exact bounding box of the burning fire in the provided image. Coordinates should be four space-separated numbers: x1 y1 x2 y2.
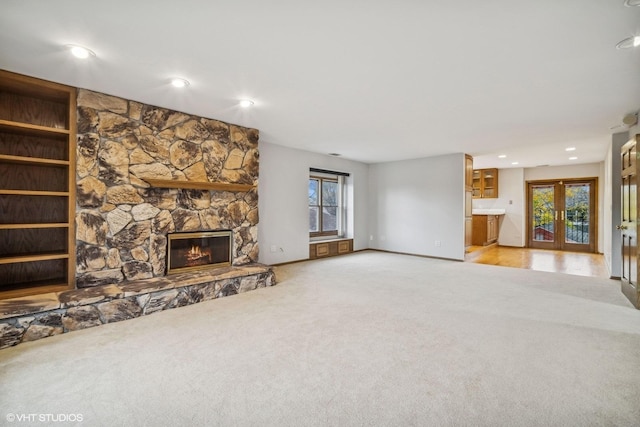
185 244 212 265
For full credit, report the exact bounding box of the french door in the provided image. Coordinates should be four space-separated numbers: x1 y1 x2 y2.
527 178 597 252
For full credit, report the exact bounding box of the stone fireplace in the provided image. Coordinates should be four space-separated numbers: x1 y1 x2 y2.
74 89 260 287
167 230 232 274
0 84 276 350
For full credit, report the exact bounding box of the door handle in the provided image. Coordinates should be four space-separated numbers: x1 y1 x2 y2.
617 224 628 230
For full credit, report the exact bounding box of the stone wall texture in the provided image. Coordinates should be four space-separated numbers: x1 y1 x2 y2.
75 90 260 287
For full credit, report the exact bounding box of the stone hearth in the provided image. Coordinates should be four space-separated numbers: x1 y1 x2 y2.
0 264 275 349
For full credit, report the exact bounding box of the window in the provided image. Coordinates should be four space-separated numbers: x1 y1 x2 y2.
309 169 345 237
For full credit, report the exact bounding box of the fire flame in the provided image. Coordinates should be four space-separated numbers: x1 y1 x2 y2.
184 243 211 266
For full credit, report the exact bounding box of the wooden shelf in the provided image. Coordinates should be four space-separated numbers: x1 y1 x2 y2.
0 119 70 136
0 189 69 196
0 223 69 230
0 154 69 166
0 252 70 265
0 282 69 300
145 178 255 192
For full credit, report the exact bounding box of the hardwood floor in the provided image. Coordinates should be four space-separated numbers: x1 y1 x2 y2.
465 245 609 278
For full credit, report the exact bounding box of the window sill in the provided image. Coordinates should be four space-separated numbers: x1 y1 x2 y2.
309 236 346 243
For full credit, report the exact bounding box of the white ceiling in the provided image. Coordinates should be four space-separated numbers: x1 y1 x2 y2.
2 0 639 167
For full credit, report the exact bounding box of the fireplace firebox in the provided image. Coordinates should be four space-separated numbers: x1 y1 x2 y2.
167 231 232 274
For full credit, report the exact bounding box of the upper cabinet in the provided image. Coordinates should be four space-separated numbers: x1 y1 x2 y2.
464 154 473 190
472 168 499 199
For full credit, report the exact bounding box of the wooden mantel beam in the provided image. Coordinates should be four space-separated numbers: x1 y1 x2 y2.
144 179 255 192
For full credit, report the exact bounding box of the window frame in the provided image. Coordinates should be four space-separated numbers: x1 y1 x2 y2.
309 175 340 238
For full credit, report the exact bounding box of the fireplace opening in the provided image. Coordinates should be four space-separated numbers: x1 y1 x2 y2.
167 231 232 274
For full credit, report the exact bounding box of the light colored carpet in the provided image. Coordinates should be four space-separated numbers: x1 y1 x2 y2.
1 251 639 427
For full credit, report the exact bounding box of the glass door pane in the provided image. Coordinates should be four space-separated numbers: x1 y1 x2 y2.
564 183 589 244
532 185 555 242
472 170 481 198
482 170 496 198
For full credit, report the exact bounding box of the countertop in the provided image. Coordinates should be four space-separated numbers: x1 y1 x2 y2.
472 209 506 215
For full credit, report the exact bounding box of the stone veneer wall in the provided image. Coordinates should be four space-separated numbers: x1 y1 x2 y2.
74 90 260 287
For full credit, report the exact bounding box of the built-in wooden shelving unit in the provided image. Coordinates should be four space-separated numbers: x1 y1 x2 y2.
0 70 76 299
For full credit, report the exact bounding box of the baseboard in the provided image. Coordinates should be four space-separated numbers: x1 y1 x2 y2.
368 248 463 262
270 249 368 267
270 258 310 267
271 248 462 266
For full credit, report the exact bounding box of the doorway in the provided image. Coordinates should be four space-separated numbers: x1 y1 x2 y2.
621 136 639 308
526 178 597 253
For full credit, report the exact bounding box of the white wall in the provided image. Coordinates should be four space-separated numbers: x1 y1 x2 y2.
472 168 525 247
258 142 369 265
605 132 628 277
604 142 613 275
368 153 465 261
259 141 612 266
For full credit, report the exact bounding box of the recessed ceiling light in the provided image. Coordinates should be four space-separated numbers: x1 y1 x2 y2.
498 154 507 158
569 156 578 160
565 147 576 152
66 44 95 59
170 78 190 88
624 0 640 6
616 36 640 49
239 99 254 108
511 161 519 165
